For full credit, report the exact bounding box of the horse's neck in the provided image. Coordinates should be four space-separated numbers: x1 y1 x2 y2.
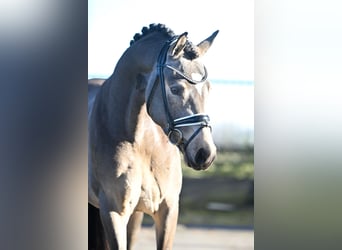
95 35 168 145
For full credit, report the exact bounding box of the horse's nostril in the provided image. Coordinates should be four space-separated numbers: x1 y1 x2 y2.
195 148 210 166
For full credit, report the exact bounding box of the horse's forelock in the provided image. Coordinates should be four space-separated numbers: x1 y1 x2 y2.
183 41 200 60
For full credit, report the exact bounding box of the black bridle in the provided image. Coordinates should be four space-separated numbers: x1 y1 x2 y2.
146 35 212 151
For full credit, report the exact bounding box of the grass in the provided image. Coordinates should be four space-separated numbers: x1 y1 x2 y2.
143 207 253 227
178 207 254 226
181 149 254 180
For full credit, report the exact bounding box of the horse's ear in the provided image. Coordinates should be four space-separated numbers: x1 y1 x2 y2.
170 32 188 58
197 30 219 56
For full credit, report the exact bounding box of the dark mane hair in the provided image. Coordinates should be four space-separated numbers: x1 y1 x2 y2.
130 23 200 60
130 23 175 46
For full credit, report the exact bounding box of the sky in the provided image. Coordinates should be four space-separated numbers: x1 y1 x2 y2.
88 0 254 81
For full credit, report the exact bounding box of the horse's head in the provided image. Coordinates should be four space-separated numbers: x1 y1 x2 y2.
146 31 218 170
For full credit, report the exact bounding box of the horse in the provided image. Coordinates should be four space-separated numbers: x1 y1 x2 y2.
88 23 218 250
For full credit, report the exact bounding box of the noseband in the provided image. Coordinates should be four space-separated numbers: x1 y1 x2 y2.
146 35 212 151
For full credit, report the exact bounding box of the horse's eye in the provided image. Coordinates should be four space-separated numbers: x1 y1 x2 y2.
170 86 183 96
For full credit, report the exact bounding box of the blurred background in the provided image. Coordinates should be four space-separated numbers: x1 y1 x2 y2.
3 1 341 249
89 0 254 230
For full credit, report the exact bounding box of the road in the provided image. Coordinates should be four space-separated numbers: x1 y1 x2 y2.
134 225 254 250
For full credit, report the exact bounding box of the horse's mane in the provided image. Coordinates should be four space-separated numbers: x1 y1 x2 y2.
130 23 199 60
130 23 175 46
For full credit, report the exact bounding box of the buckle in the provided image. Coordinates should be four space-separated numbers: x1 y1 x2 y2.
168 129 183 145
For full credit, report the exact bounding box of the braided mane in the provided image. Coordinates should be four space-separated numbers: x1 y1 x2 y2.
130 23 175 46
130 23 199 60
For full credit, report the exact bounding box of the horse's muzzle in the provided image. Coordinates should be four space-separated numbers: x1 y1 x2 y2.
186 146 216 170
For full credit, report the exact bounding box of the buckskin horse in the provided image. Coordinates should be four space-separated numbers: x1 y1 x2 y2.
88 23 218 250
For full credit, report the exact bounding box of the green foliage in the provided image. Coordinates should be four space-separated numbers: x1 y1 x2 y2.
182 150 254 180
179 207 254 226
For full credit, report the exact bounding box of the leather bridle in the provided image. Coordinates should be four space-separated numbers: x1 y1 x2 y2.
146 35 212 151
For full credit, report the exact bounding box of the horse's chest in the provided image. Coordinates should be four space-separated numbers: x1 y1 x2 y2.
135 161 182 214
96 141 182 214
135 180 162 214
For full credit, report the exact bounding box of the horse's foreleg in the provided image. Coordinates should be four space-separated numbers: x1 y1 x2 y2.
99 208 130 250
127 211 144 250
99 194 131 250
154 200 179 250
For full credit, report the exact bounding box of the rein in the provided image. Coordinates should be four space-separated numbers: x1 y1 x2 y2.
147 36 211 151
